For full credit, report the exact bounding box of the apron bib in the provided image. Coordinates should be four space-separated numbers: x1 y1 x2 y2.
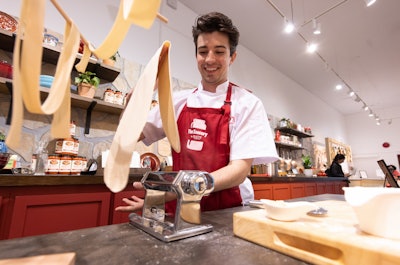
169 83 242 212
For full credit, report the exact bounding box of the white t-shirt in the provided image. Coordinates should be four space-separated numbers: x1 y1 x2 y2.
142 81 279 203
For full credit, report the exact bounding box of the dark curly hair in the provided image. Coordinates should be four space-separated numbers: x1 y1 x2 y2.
192 12 239 56
333 154 345 162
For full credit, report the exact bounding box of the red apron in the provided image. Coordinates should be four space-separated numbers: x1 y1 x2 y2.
169 83 242 212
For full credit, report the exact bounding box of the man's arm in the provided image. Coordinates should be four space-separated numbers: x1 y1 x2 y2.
210 158 253 192
115 158 253 212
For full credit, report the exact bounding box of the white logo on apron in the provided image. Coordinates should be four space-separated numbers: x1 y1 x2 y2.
187 118 208 151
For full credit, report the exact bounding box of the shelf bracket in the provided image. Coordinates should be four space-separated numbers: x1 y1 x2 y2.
84 101 97 134
5 81 13 125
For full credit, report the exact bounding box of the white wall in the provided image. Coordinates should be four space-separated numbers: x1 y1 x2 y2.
5 1 394 177
346 105 400 178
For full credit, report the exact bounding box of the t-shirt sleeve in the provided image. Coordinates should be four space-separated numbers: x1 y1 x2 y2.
229 95 279 165
141 89 192 146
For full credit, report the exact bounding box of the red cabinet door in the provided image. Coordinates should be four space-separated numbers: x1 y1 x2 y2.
8 192 110 239
334 181 347 194
325 182 335 194
111 190 145 224
272 184 291 200
304 183 317 196
316 182 326 194
252 183 273 200
290 183 305 199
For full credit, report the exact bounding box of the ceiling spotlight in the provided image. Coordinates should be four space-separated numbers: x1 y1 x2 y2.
365 0 377 7
363 105 369 111
376 120 381 125
348 90 355 97
284 18 295 33
335 84 343 90
375 115 379 121
306 42 318 53
312 19 321 35
368 111 374 117
388 119 393 125
354 96 361 102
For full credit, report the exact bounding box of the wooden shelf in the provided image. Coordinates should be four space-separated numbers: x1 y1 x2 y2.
0 29 120 83
275 141 304 150
0 27 124 134
275 127 314 138
0 78 124 133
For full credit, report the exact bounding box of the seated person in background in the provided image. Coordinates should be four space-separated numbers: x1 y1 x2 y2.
326 154 350 178
388 165 400 180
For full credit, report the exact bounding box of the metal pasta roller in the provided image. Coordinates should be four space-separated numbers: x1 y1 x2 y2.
129 170 214 242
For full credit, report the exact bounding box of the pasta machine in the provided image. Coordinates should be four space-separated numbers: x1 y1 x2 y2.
129 170 214 242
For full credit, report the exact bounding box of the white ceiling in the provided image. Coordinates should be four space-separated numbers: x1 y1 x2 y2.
178 0 400 121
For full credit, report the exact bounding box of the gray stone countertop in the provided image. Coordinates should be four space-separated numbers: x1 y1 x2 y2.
0 171 347 187
0 194 343 265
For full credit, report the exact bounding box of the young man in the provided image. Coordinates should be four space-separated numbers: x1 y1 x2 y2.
116 12 278 213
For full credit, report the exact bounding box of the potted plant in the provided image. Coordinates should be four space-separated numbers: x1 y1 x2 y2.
302 155 313 177
279 118 290 128
74 71 100 98
102 51 119 67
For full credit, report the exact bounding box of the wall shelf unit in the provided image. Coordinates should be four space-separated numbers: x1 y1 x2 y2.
0 78 124 134
0 29 124 134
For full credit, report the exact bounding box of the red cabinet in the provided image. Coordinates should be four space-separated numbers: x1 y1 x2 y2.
325 182 335 194
304 183 317 196
334 181 347 194
252 183 273 200
8 192 111 239
111 189 145 224
290 183 305 199
316 182 326 194
252 179 348 201
272 184 291 200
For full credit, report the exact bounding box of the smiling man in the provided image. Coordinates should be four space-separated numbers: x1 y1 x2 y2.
116 12 278 214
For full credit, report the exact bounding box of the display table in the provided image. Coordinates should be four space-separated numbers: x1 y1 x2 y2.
0 194 343 265
348 178 384 187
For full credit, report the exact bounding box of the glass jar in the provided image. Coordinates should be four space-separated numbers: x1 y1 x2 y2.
46 154 60 174
104 88 115 103
31 154 37 173
113 90 124 105
58 155 72 174
71 156 82 175
55 138 75 155
73 137 79 156
81 157 88 172
70 120 76 137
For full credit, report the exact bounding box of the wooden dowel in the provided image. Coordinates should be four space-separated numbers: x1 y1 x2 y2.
156 13 168 23
50 0 168 47
49 0 90 46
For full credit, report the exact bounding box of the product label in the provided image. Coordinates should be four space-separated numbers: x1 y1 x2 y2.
47 157 60 173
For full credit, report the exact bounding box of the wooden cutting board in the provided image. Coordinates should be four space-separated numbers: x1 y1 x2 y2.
0 252 75 265
233 201 400 265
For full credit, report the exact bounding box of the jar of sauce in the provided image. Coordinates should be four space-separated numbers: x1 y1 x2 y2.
58 155 72 174
114 90 124 105
70 120 76 137
73 137 79 156
104 88 115 103
71 156 82 175
46 154 60 174
81 156 87 172
55 138 75 155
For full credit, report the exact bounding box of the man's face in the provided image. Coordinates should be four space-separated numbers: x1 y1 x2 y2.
196 31 236 92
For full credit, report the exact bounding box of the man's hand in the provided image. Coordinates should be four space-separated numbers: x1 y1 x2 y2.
114 181 145 212
115 195 144 212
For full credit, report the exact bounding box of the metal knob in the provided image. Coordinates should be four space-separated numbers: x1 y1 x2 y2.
181 172 209 195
